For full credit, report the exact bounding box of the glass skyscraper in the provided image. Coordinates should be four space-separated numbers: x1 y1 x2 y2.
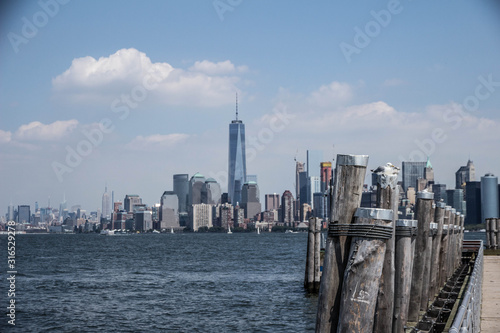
228 107 247 206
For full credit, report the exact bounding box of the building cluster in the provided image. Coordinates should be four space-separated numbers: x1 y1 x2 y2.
2 97 499 232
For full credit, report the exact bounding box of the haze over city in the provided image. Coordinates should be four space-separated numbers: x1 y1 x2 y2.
1 0 500 213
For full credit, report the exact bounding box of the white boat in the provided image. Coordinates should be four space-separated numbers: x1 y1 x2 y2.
171 227 174 234
227 226 232 234
285 230 298 234
257 226 260 234
152 230 160 234
100 229 115 236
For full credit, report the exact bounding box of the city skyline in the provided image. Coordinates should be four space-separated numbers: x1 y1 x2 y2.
1 1 500 213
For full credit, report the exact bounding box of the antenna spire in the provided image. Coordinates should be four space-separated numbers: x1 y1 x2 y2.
235 92 238 121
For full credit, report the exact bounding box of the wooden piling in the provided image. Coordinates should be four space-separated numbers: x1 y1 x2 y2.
455 212 462 269
420 219 436 310
490 218 497 249
486 218 491 248
408 190 434 321
316 154 368 333
393 219 417 333
496 218 500 250
314 218 322 289
373 164 399 333
305 217 317 291
438 206 452 287
337 208 394 333
446 209 456 280
429 202 445 300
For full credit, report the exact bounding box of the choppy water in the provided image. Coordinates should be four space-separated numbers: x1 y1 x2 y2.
0 233 317 332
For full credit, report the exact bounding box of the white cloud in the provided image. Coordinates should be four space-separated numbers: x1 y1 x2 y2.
308 81 353 107
52 48 246 107
189 60 248 75
14 120 79 141
126 133 190 150
0 130 12 144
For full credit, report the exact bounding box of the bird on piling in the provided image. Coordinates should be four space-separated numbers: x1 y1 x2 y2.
371 162 400 189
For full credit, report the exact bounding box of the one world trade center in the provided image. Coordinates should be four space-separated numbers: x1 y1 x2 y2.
228 94 247 205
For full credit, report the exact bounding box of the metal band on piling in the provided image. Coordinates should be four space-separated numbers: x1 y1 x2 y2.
396 219 416 237
430 222 438 236
336 154 369 167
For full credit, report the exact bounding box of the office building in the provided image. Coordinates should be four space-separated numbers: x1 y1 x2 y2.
173 174 189 214
228 96 247 206
135 209 153 231
446 189 466 214
456 160 476 189
218 203 233 229
191 203 213 231
307 150 323 178
202 178 222 205
233 204 245 228
17 205 30 224
160 191 179 229
402 161 426 192
320 162 332 192
189 173 206 206
265 193 280 211
241 181 261 220
432 184 447 203
281 190 294 225
481 173 499 223
308 176 321 208
124 195 142 213
465 181 481 225
101 186 111 219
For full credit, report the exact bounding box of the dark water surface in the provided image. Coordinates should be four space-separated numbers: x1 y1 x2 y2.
1 233 317 332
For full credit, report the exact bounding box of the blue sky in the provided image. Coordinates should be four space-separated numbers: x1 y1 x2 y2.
1 0 500 213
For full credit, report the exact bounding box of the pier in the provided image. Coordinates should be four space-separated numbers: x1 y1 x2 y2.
306 154 494 333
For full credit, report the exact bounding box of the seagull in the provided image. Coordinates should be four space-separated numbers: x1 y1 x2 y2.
371 162 400 174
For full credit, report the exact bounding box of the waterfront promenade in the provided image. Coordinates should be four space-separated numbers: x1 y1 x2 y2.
481 255 500 332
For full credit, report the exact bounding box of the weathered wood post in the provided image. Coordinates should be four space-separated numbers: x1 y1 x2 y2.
429 201 445 300
496 218 500 250
314 218 322 289
490 218 497 250
316 154 368 333
459 214 465 261
305 217 317 291
408 190 433 322
438 206 451 288
337 208 394 333
420 201 435 311
372 163 399 333
486 218 491 249
393 219 417 333
446 209 457 279
455 212 462 269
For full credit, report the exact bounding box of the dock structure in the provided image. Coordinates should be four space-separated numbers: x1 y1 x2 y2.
311 154 488 333
481 255 500 332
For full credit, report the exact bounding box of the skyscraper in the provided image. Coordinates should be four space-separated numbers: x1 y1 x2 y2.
241 181 261 220
481 173 499 223
173 174 189 214
160 191 179 229
402 161 426 192
124 195 142 213
456 159 476 189
201 178 222 205
17 205 30 224
102 185 111 219
189 173 206 206
465 181 481 225
265 193 280 211
281 190 294 225
228 95 247 206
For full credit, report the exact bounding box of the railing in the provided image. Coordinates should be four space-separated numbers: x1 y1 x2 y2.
449 240 483 333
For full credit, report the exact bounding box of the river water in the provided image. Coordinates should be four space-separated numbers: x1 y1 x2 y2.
0 232 317 332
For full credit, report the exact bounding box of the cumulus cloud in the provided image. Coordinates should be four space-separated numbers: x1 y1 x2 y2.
0 130 12 144
308 81 353 107
189 60 248 75
52 48 246 107
14 120 79 141
126 133 190 150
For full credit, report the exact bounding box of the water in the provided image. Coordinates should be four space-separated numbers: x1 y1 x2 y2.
0 233 317 332
463 231 487 243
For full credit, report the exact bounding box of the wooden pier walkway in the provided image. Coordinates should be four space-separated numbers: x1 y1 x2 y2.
481 255 500 333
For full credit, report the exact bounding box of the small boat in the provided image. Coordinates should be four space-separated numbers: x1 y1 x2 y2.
227 226 232 234
152 230 160 234
257 226 260 235
479 229 486 232
285 230 298 234
171 227 174 234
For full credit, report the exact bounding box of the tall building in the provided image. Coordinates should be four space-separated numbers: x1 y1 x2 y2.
135 209 153 231
173 174 189 214
189 173 206 206
306 150 323 178
228 95 247 206
402 161 426 192
191 203 213 231
281 190 294 225
465 181 481 225
456 159 476 189
265 193 280 211
201 178 222 205
446 189 466 214
308 176 321 208
481 173 499 223
424 157 434 183
8 202 14 221
432 184 447 203
320 162 332 192
217 203 233 229
241 181 261 220
101 185 111 219
17 205 30 223
295 161 305 201
124 195 142 213
160 191 179 229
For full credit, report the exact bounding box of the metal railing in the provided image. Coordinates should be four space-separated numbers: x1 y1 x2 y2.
449 240 483 333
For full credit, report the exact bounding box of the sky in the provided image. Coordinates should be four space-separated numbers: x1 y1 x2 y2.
1 0 500 214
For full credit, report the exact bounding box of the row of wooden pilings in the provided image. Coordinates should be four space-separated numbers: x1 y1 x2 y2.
485 217 500 249
308 154 465 333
